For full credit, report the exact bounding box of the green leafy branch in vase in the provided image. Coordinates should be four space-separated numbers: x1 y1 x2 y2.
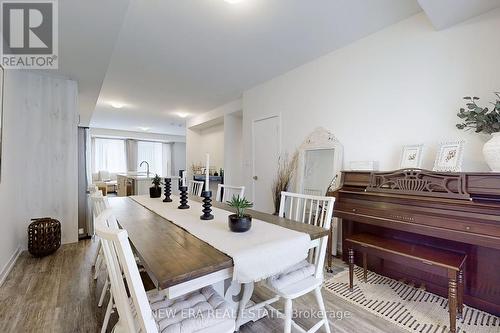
456 93 500 134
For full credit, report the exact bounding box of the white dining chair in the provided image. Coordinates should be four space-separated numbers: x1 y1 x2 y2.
94 210 119 333
265 191 335 333
94 211 236 333
188 180 204 197
216 184 245 202
91 193 110 279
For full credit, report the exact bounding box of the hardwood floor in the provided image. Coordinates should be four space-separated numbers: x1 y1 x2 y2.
0 240 406 333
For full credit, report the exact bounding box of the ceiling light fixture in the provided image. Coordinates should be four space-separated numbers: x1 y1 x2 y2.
176 112 189 118
224 0 244 4
110 102 125 109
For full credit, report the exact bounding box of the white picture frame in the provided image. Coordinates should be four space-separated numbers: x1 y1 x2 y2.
400 144 423 169
433 140 465 172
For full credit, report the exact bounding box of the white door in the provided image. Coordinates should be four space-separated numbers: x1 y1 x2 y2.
252 115 280 213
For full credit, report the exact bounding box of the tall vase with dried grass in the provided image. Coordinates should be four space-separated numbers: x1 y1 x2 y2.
272 151 298 215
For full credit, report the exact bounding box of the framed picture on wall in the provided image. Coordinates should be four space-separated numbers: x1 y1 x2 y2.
433 140 465 172
400 144 423 169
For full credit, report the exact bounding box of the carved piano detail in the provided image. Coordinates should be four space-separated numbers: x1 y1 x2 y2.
332 169 500 316
366 169 470 200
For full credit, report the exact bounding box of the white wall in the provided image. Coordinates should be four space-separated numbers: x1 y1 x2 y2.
188 99 242 128
242 10 500 199
224 113 243 186
196 124 225 171
0 71 78 280
172 142 187 177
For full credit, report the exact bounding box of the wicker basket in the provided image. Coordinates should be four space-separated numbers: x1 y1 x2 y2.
28 218 61 257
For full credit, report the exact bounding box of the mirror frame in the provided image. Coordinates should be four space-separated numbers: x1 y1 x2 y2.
295 127 343 195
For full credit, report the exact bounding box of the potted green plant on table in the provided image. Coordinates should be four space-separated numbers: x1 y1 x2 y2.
227 195 253 232
456 93 500 171
150 174 162 198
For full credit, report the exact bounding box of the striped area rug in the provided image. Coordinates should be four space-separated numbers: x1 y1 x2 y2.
324 267 500 333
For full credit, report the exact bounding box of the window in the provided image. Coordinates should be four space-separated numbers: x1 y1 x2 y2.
137 141 163 176
94 138 126 173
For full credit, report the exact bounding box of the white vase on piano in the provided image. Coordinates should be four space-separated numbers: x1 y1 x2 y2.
483 132 500 171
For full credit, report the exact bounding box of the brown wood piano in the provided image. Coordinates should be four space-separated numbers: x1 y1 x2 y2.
330 169 500 316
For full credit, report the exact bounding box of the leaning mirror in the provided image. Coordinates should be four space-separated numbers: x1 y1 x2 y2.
296 127 343 195
295 127 343 257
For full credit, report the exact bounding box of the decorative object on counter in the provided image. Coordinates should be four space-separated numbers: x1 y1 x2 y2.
200 190 214 220
227 195 253 232
191 162 203 175
28 217 61 257
400 144 424 169
163 177 172 202
457 93 500 171
272 150 298 215
433 140 465 172
219 168 224 177
178 186 190 209
149 174 162 198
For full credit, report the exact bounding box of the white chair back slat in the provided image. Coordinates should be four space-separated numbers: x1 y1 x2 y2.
279 191 334 230
216 184 245 202
188 180 204 197
95 211 159 333
90 193 109 219
278 191 335 279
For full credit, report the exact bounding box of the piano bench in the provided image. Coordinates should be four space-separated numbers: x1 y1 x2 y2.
344 233 466 333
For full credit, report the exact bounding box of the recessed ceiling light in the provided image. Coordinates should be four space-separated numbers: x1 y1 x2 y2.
224 0 244 4
176 112 189 118
110 102 125 109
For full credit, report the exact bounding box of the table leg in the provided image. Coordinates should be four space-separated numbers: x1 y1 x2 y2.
327 227 333 273
362 252 367 282
348 248 354 291
235 282 255 331
458 269 464 318
448 270 458 333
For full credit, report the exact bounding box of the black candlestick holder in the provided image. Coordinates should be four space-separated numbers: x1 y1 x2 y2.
178 186 190 209
163 178 172 202
200 190 214 220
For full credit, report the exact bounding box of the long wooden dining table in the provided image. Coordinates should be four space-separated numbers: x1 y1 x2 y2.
108 196 329 328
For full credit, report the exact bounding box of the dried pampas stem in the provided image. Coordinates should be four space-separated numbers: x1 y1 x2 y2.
272 150 299 215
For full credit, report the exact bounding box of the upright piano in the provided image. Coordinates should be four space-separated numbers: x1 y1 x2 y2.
331 169 500 316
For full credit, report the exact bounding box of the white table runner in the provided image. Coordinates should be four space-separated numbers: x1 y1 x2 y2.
130 195 311 284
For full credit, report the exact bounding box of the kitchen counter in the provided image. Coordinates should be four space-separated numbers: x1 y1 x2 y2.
117 173 159 196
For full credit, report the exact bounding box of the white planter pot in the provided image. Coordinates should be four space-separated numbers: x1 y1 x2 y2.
483 132 500 171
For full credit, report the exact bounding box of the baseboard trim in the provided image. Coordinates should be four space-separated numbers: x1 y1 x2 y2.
0 246 22 287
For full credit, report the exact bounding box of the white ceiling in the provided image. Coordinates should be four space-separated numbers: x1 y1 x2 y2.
89 0 422 134
47 0 131 125
418 0 500 30
52 0 500 135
